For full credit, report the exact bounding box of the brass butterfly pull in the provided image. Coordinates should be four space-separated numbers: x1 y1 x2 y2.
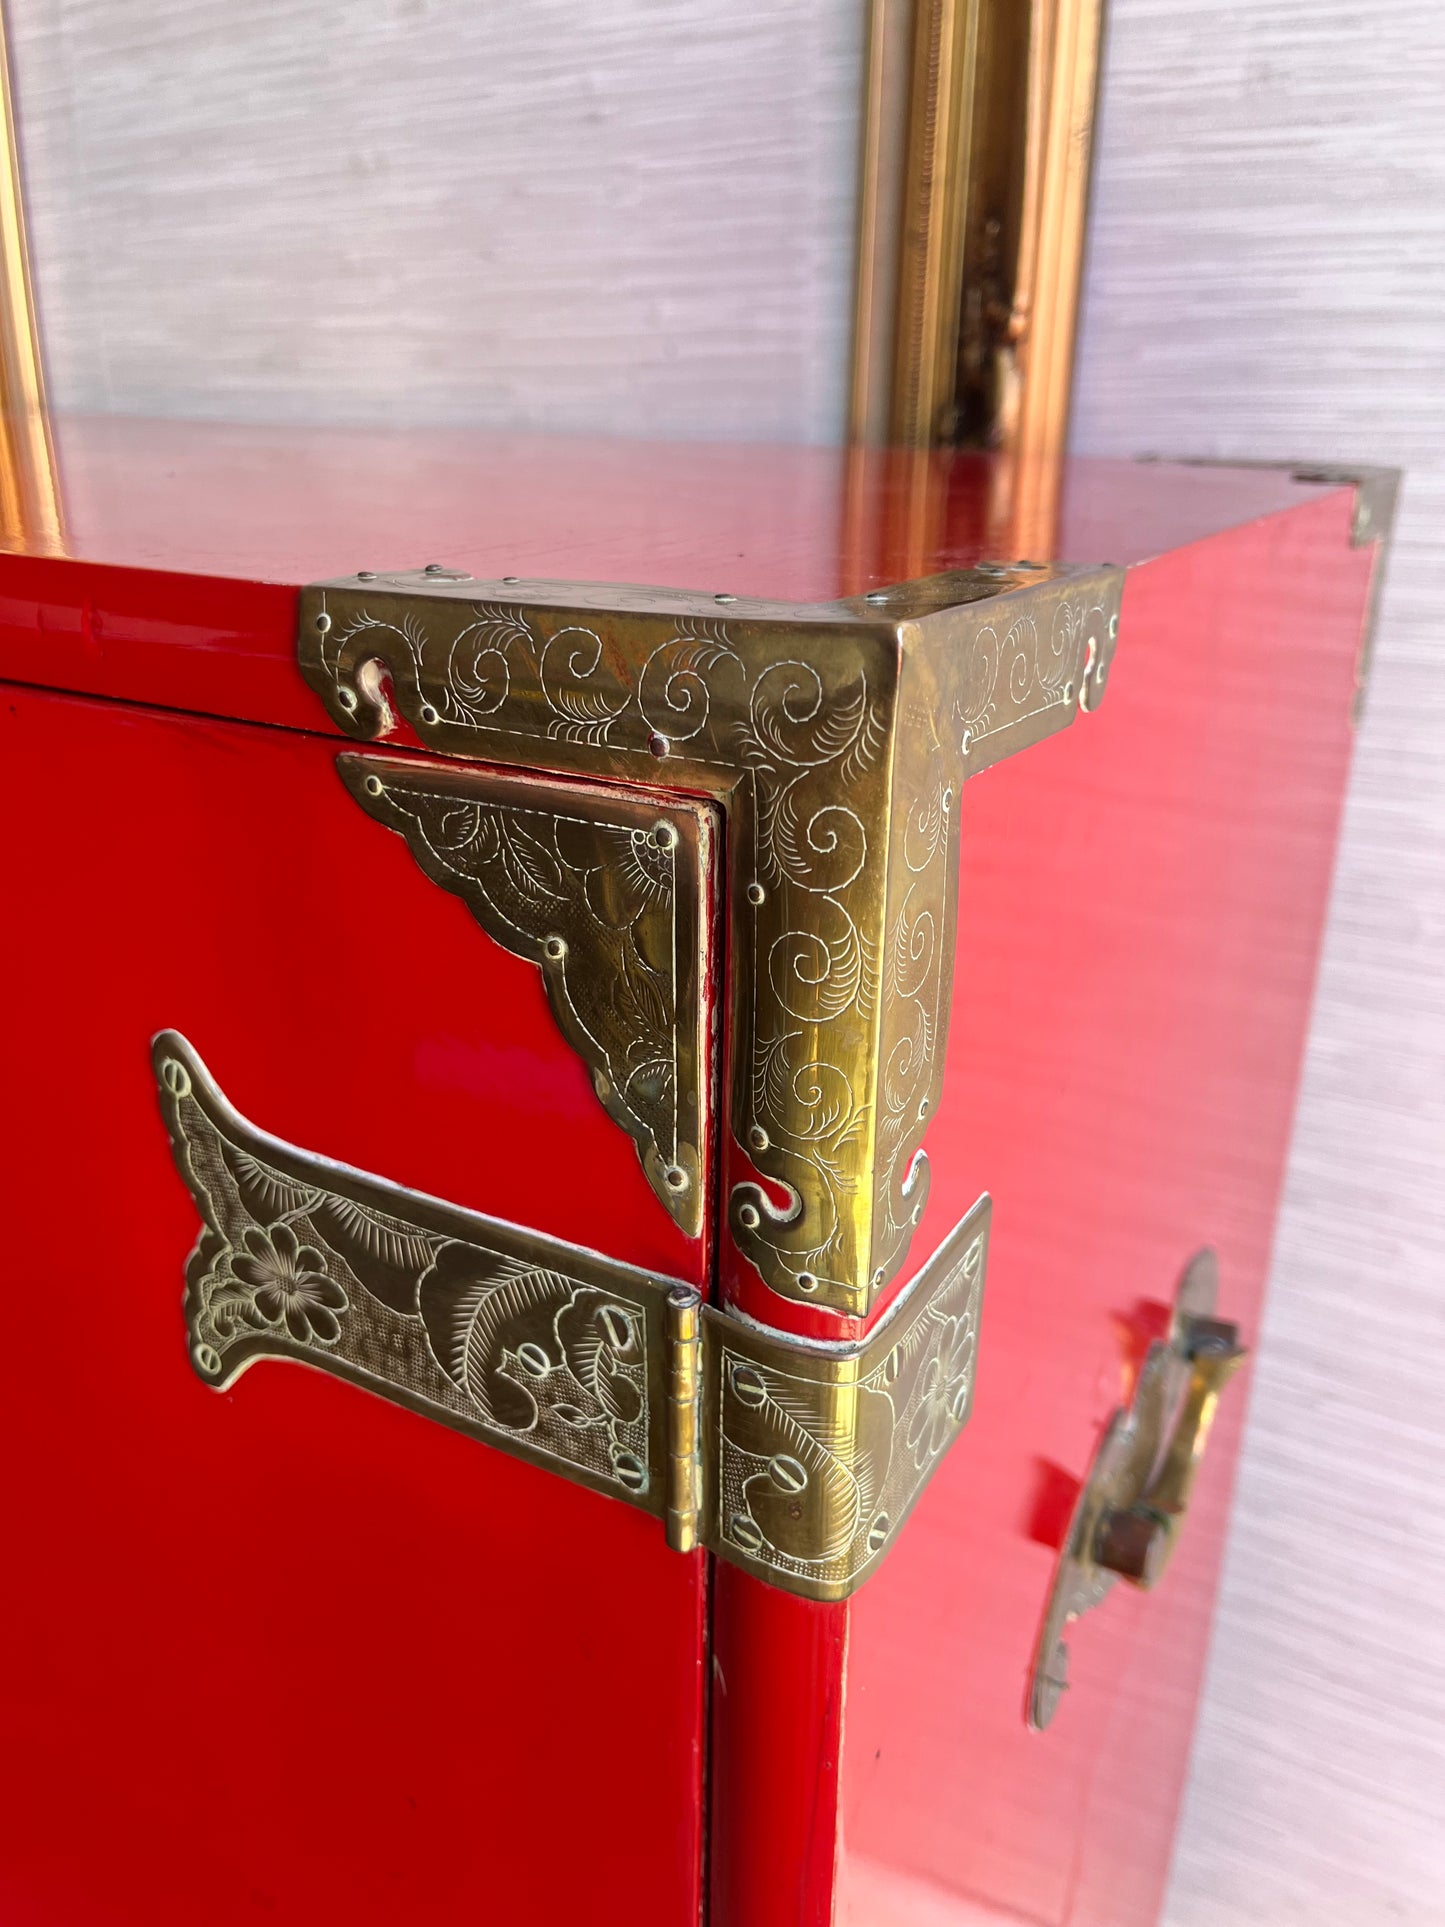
1029 1251 1247 1731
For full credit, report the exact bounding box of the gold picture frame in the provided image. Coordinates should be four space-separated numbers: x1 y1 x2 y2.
849 0 1105 547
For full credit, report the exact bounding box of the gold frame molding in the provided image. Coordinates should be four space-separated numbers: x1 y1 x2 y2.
299 562 1123 1318
0 0 60 551
850 0 1105 537
155 1027 990 1602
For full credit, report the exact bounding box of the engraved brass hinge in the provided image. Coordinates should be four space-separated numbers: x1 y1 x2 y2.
154 1030 989 1603
298 561 1120 1319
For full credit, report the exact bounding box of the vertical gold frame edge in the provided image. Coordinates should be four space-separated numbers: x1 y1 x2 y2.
0 0 61 551
849 0 1105 494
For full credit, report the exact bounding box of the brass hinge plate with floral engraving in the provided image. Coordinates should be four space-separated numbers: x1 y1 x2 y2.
300 561 1120 1320
154 1029 989 1603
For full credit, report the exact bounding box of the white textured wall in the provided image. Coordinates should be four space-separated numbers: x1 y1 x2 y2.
1073 5 1445 1923
8 0 862 441
8 3 1443 1920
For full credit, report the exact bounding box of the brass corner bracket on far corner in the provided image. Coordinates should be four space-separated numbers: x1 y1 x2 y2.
299 560 1123 1320
154 1030 990 1604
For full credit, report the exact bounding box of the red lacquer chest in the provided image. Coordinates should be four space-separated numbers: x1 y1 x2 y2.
0 421 1389 1926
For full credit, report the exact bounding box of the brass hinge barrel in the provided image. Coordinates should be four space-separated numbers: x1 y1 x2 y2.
665 1284 704 1553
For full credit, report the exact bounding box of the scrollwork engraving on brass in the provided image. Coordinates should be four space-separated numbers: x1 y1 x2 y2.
153 1030 992 1600
154 1030 669 1510
702 1195 990 1601
336 754 715 1237
300 567 1120 1318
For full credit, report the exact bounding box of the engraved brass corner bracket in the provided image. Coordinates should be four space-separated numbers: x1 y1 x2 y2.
154 1030 989 1603
299 562 1122 1317
335 753 717 1238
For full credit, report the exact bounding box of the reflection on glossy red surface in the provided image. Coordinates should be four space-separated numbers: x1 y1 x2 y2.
0 686 706 1926
0 417 1344 744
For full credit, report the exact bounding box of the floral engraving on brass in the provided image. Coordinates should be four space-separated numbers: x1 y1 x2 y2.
153 1030 670 1510
153 1029 992 1601
702 1195 990 1600
336 754 714 1238
300 567 1119 1319
1028 1251 1248 1730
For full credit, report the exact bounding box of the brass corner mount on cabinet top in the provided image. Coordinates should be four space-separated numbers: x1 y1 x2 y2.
299 560 1123 1318
155 1030 990 1603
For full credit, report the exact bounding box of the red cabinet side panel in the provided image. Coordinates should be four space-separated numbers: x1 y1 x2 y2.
708 488 1373 1926
834 492 1371 1924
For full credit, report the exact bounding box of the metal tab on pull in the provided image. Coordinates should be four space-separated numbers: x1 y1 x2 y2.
152 1030 990 1602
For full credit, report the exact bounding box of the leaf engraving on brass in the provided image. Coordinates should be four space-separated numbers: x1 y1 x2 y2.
337 755 712 1237
702 1196 990 1599
300 569 1120 1314
154 1031 665 1508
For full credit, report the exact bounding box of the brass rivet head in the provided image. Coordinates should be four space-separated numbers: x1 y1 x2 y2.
664 1165 689 1192
648 731 670 758
746 882 765 906
419 702 440 726
356 570 376 581
337 685 358 712
543 934 567 962
161 1058 191 1098
960 726 973 755
714 593 737 604
1109 613 1119 639
731 1363 768 1408
747 1124 769 1153
612 1450 648 1492
315 611 331 632
193 1343 222 1378
918 1096 930 1119
729 1512 764 1552
517 1342 551 1377
652 820 679 851
797 1271 819 1294
364 774 383 797
737 1201 761 1231
767 1454 808 1494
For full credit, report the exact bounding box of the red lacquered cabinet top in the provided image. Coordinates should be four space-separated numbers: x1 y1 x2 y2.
0 419 1382 1927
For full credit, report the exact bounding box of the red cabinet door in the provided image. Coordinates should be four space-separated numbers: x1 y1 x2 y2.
0 683 714 1927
